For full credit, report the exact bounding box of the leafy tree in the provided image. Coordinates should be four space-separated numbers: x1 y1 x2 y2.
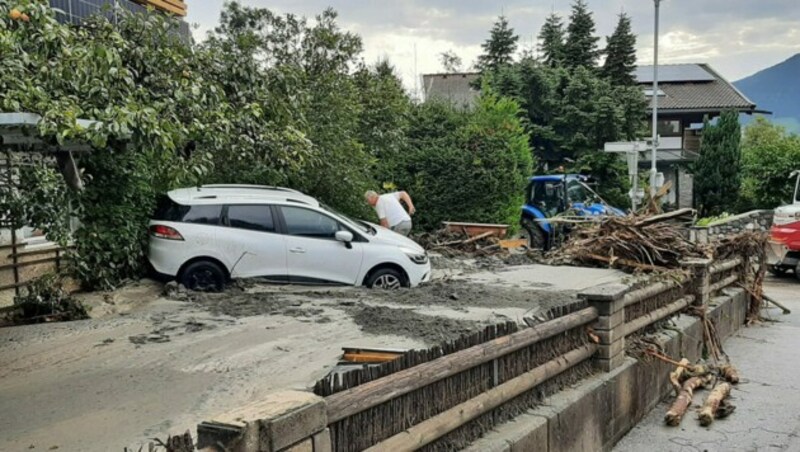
564 0 600 70
439 50 463 72
476 15 519 72
692 111 742 216
385 90 533 230
739 117 800 209
538 12 565 67
602 13 637 86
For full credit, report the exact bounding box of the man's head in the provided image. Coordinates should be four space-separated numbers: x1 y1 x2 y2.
365 190 379 207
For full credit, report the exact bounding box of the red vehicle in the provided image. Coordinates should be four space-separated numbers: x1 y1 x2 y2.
767 170 800 280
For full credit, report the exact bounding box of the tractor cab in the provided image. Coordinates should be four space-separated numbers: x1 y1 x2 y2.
520 174 623 249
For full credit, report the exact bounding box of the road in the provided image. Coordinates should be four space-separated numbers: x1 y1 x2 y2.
615 276 800 452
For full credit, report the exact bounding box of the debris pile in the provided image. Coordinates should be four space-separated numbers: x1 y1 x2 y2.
414 227 529 258
551 212 706 272
646 350 739 428
1 274 88 326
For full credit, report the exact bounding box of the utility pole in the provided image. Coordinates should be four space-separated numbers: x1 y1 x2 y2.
651 0 661 197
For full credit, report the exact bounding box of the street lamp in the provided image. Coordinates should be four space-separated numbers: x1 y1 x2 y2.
651 0 661 197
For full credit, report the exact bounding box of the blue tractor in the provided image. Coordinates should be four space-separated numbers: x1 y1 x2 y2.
520 174 625 250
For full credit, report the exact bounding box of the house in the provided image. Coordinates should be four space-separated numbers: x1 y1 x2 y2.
422 63 759 209
422 72 481 108
635 63 758 208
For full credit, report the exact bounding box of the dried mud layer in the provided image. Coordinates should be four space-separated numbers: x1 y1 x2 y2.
165 274 577 346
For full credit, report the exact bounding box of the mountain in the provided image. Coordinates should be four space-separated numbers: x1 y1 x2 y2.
735 53 800 133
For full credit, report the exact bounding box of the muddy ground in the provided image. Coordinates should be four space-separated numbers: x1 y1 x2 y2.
0 257 625 452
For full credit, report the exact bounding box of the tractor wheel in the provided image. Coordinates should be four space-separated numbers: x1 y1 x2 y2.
521 218 548 251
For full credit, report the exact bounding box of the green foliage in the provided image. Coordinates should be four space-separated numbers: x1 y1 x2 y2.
13 273 88 323
538 13 565 68
696 212 733 227
739 117 800 209
0 1 388 288
476 15 519 72
692 111 742 216
382 92 533 231
569 152 631 208
439 51 463 72
564 0 600 70
602 13 637 86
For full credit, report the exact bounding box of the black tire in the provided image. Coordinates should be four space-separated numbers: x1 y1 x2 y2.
366 268 408 290
180 260 227 292
796 262 800 282
521 218 548 251
768 265 788 277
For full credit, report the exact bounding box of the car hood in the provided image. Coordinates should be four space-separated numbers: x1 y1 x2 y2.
364 222 426 253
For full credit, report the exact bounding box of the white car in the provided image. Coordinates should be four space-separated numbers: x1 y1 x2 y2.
147 185 431 291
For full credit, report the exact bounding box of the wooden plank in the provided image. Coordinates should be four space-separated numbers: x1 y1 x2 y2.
342 352 402 364
325 307 598 423
0 255 59 271
363 344 597 451
499 239 528 249
134 0 186 16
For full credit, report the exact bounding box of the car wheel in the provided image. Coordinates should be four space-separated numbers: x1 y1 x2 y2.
181 260 226 292
796 262 800 282
520 218 548 251
768 265 788 277
366 268 407 290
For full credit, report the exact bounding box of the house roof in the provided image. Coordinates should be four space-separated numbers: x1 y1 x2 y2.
636 64 756 113
422 63 757 114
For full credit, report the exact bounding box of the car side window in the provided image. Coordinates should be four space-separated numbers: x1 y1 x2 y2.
226 205 275 232
281 206 342 239
183 205 223 225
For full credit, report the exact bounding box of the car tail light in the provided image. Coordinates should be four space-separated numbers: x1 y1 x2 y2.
150 225 184 241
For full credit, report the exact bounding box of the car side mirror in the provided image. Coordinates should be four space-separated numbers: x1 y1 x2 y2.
335 230 354 249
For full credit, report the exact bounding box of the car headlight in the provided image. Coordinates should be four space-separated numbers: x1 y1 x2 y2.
401 248 429 265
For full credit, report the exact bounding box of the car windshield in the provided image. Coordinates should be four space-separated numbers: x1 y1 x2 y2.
320 203 374 235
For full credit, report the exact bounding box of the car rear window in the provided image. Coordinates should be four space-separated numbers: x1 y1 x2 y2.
226 205 275 232
153 195 221 225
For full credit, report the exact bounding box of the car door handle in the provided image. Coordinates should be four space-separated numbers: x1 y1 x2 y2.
289 247 306 254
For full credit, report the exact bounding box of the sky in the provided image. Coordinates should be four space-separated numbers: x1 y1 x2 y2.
186 0 800 96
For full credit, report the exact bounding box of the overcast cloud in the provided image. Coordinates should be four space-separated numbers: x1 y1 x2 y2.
187 1 800 95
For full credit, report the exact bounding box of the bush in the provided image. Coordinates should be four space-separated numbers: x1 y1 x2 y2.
739 117 800 210
381 91 533 231
12 274 88 323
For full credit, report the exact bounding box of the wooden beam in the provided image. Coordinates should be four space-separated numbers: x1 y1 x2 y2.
134 0 187 16
623 296 693 337
363 344 597 451
325 307 598 423
342 352 402 363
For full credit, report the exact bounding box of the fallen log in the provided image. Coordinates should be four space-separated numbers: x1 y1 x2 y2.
669 358 690 396
698 382 732 426
719 364 740 384
665 375 712 426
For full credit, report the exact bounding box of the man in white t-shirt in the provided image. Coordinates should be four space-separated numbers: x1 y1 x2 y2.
365 190 416 236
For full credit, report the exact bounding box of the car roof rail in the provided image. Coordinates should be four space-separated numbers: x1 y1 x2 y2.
198 184 302 194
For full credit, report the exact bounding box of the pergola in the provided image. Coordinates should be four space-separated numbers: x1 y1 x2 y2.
0 112 110 294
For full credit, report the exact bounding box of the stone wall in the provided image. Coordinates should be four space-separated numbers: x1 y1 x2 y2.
690 209 773 244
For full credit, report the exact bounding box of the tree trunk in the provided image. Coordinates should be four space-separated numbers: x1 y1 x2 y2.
664 375 711 426
699 383 732 426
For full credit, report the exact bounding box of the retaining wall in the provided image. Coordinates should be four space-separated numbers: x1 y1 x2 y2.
690 209 773 244
464 287 747 452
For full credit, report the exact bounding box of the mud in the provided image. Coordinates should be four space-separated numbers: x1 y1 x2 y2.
348 304 486 344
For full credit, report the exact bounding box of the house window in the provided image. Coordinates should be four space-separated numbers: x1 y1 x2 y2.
651 119 682 137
